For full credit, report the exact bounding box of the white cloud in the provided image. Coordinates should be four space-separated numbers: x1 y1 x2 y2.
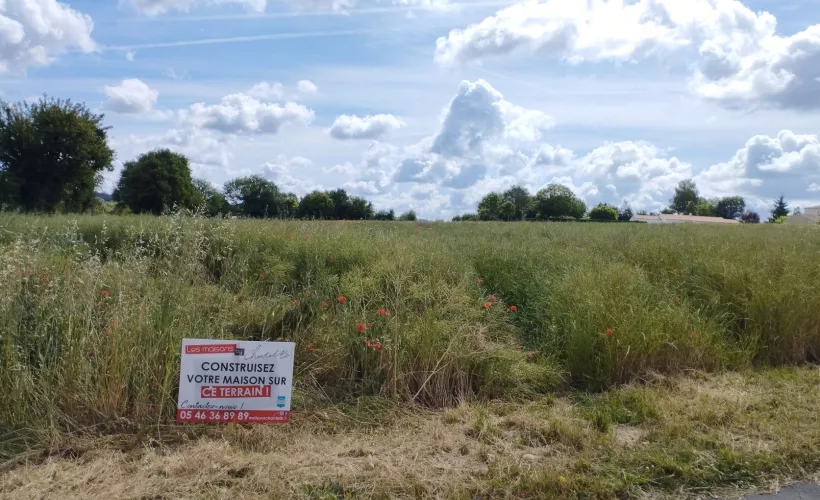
247 81 284 100
104 79 159 114
123 0 267 15
0 0 96 74
115 128 232 169
694 130 820 208
328 114 404 140
261 155 319 194
435 0 820 110
181 93 314 134
297 80 318 95
809 183 820 193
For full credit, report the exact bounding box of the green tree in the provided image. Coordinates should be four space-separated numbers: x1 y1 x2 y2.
502 185 531 220
618 201 634 222
326 188 350 219
398 209 417 221
477 192 505 220
223 175 283 218
669 179 699 214
768 195 789 222
532 184 586 220
192 178 229 216
297 191 335 219
113 149 196 214
715 196 746 219
373 209 395 221
693 198 717 217
0 96 114 212
588 203 618 221
347 196 374 220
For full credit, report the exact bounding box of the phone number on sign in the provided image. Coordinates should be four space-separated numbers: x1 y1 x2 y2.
176 409 290 423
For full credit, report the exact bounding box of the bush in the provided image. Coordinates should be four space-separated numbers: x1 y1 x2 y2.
588 204 618 222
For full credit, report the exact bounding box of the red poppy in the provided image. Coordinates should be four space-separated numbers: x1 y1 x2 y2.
605 328 613 336
338 296 347 303
490 295 497 303
357 323 366 333
101 290 110 299
103 328 110 335
321 300 328 308
373 343 382 351
307 344 315 351
40 277 48 283
377 308 389 317
427 227 432 231
291 299 300 306
675 296 681 302
259 273 265 279
507 305 518 312
477 279 483 285
483 302 491 310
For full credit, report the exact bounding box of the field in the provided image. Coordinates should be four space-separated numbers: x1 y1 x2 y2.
1 215 819 499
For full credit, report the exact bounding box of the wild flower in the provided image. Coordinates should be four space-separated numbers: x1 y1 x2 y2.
338 296 347 303
101 290 110 299
377 308 389 317
605 328 613 336
507 305 517 312
357 323 367 333
483 302 491 310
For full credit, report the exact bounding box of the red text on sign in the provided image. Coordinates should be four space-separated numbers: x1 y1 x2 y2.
185 344 237 355
200 385 272 398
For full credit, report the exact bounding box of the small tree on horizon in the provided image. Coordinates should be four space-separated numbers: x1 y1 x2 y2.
768 195 790 222
588 203 618 221
114 149 196 215
741 211 761 223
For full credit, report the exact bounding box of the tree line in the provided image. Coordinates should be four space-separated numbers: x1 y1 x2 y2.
454 180 795 224
0 96 416 220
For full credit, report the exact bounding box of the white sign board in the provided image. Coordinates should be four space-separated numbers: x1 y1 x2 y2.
177 338 295 424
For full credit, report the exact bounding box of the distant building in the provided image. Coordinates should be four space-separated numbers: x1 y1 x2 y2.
783 206 820 225
631 214 740 224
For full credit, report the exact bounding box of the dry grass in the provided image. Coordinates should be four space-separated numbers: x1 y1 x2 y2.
3 366 819 500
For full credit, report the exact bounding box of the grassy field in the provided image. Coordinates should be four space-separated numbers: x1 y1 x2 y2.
1 215 819 498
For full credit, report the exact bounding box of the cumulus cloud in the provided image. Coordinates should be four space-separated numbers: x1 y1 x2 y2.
297 80 318 95
123 0 266 15
181 93 314 134
694 130 820 207
261 155 318 194
328 114 404 140
247 82 284 100
104 79 159 114
435 0 820 110
0 0 96 74
115 128 232 169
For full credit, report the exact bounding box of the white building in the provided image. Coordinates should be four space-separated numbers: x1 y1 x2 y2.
783 206 820 225
631 214 740 224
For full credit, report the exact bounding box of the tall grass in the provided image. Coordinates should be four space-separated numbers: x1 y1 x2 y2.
1 214 818 451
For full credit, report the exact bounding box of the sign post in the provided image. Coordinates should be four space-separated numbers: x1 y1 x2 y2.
176 339 295 424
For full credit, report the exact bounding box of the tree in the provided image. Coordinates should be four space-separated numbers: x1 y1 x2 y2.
346 196 374 220
326 188 350 219
192 178 229 216
398 210 417 221
661 208 676 214
502 185 531 220
692 198 717 217
297 191 334 219
373 209 395 221
741 211 760 223
0 96 114 212
768 195 789 223
618 201 634 222
715 196 746 219
588 203 618 221
223 176 283 218
669 179 699 214
532 184 586 220
477 193 505 220
113 149 196 214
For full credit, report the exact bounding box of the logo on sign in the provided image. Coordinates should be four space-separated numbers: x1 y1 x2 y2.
277 395 286 408
234 347 245 356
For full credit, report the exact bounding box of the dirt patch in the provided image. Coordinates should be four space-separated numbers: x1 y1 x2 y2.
614 425 645 447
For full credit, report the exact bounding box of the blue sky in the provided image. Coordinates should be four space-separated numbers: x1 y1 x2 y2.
1 0 819 218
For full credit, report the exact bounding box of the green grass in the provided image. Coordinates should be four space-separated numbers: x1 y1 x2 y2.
0 214 819 459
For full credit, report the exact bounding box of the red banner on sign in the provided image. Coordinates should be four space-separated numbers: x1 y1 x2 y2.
200 385 272 398
176 409 289 423
185 344 236 355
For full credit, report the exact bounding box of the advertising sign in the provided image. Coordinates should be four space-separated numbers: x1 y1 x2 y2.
177 339 295 424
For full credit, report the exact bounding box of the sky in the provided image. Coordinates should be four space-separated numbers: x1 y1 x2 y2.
1 0 819 219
